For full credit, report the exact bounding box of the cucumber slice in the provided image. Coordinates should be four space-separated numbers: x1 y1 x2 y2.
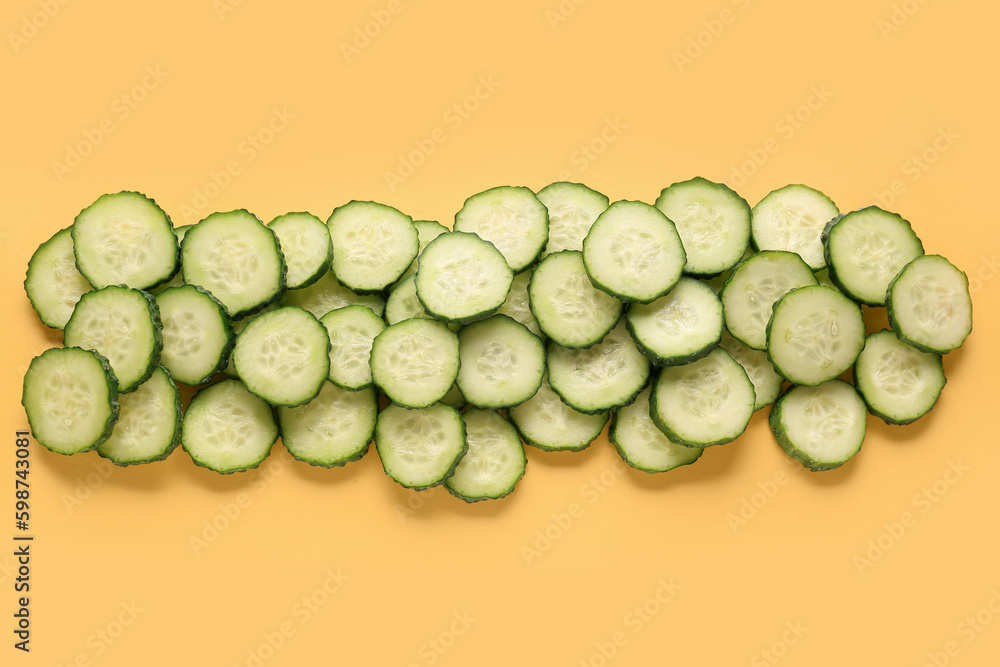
626 276 723 366
456 314 545 408
277 382 377 467
397 220 450 283
547 320 650 414
24 227 92 329
97 366 181 465
327 201 419 293
454 185 548 272
769 380 866 471
496 269 544 339
182 209 285 319
282 269 385 319
415 231 513 324
654 176 751 275
22 347 119 455
370 318 460 409
719 330 784 411
611 387 703 473
536 181 609 257
823 206 924 306
721 250 818 350
150 225 194 294
375 402 467 490
182 378 278 474
583 200 686 303
320 305 385 391
446 409 527 502
385 274 434 325
528 250 622 348
155 284 235 386
233 306 331 407
268 212 332 290
509 375 609 452
71 191 179 290
887 254 972 353
767 285 866 386
751 184 839 270
854 330 946 425
223 304 277 378
63 285 162 392
650 347 755 448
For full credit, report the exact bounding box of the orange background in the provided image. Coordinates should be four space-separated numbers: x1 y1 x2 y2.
3 1 999 665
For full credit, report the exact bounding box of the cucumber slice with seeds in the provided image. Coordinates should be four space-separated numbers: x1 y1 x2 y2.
63 285 162 393
282 269 385 319
547 320 650 414
97 366 181 465
22 347 119 455
583 200 686 303
327 201 418 294
72 191 179 290
182 209 286 319
456 314 545 408
277 382 377 467
320 305 385 391
721 250 818 350
397 220 450 284
887 254 972 353
719 330 784 411
536 181 609 257
150 225 194 294
375 402 467 490
24 227 92 329
751 184 839 270
611 386 703 473
182 378 278 474
626 276 723 366
766 285 865 386
769 380 866 471
268 212 332 290
415 231 513 324
156 284 235 385
370 318 460 408
496 269 544 339
654 176 751 276
650 347 755 448
454 186 548 272
509 375 609 452
854 330 946 425
823 206 924 306
233 306 330 407
386 274 434 325
529 250 622 348
446 409 526 502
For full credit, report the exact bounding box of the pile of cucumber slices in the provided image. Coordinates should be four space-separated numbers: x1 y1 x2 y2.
22 179 973 501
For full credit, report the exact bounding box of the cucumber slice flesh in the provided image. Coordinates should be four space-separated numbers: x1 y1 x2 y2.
397 220 449 284
496 269 544 338
22 347 119 455
446 409 526 502
277 382 377 467
611 387 703 473
751 184 839 270
386 274 434 324
97 366 181 465
529 250 622 348
887 254 972 353
509 376 608 452
370 319 460 408
456 314 545 409
854 329 945 424
415 231 513 324
454 186 549 272
327 201 418 293
719 331 784 411
536 181 609 257
627 276 723 366
375 402 467 490
320 305 385 391
156 284 234 385
769 380 866 471
268 212 332 290
24 227 92 329
282 269 385 319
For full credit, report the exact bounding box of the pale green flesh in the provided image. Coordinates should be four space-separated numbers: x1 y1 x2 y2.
612 387 702 472
446 409 525 501
454 186 548 272
98 367 178 464
509 376 608 451
752 184 839 270
529 251 622 347
889 255 972 353
497 269 543 338
456 315 545 408
719 331 784 410
24 227 92 329
277 383 376 466
397 220 449 283
370 319 459 408
386 275 434 324
376 403 466 489
536 182 609 257
415 232 513 323
268 212 331 289
156 285 232 385
627 276 722 364
328 201 418 292
774 381 866 466
854 330 945 423
182 379 278 473
320 305 385 390
282 269 385 318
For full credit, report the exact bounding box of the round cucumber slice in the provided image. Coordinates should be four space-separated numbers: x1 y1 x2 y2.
327 200 418 293
611 386 703 473
536 181 609 257
375 402 467 490
456 314 545 409
268 212 332 290
370 318 460 409
769 380 866 471
751 184 839 270
454 185 549 272
277 382 377 467
446 409 526 502
626 276 723 366
156 284 235 386
97 366 181 465
528 250 622 348
415 231 513 324
887 254 972 353
320 305 385 391
24 227 92 329
854 329 946 425
509 375 609 452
